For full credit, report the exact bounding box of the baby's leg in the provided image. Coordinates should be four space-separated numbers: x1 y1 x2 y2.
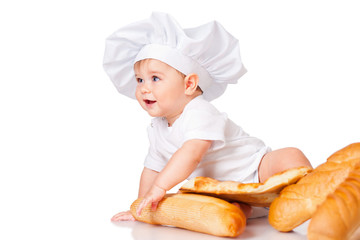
258 147 312 183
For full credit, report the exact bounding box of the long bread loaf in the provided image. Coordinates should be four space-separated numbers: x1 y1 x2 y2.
269 143 360 232
307 162 360 240
130 193 246 237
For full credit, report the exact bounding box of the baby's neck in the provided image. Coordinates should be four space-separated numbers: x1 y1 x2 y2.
166 93 203 127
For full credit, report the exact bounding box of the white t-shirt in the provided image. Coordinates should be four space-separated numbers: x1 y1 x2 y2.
144 95 271 183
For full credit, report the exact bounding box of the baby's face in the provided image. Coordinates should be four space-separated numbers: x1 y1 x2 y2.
134 59 187 125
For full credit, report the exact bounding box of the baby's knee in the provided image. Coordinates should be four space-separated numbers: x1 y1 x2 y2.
259 147 312 182
282 147 304 157
281 147 312 167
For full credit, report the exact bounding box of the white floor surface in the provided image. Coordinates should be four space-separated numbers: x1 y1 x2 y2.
112 217 309 240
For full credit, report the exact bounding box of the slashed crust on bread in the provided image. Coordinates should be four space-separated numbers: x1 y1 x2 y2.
269 142 360 232
308 162 360 240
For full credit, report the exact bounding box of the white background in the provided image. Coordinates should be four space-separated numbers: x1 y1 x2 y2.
1 0 359 239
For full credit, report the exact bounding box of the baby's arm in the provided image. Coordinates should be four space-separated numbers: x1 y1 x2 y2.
111 167 159 221
136 139 212 216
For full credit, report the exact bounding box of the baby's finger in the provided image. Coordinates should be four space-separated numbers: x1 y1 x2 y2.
124 214 136 221
111 211 135 221
111 213 120 221
136 198 150 216
151 201 159 211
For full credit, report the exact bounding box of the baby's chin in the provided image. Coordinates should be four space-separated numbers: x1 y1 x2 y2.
143 108 163 118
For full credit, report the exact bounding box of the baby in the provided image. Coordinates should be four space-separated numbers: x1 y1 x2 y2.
103 12 312 221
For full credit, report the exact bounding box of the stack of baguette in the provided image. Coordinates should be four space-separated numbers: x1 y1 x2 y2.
130 193 246 237
129 143 360 238
130 166 311 237
269 143 360 237
308 162 360 239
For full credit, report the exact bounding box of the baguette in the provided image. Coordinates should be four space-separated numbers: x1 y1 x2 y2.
180 166 312 207
269 143 360 232
308 162 360 240
130 193 246 237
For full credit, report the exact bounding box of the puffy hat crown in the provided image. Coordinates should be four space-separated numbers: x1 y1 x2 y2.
103 12 246 101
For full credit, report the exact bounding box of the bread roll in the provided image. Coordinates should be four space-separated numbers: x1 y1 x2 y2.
269 143 360 232
308 163 360 240
130 193 246 237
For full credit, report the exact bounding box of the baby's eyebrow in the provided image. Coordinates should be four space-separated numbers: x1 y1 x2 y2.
134 69 164 78
148 70 163 76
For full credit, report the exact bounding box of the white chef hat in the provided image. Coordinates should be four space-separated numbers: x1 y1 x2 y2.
103 12 247 101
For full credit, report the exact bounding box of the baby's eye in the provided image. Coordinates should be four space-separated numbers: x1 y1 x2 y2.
137 78 143 83
152 76 160 82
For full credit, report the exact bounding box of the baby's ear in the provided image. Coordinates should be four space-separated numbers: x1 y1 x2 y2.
184 73 199 96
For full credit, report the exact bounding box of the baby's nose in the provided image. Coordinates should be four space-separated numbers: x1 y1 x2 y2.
140 82 151 94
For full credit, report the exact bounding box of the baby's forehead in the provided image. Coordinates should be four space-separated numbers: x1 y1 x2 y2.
134 58 170 69
134 58 185 76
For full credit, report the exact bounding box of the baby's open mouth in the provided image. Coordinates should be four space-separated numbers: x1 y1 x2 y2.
144 99 157 105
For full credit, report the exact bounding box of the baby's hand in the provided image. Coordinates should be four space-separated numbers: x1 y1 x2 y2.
111 210 135 222
136 184 166 216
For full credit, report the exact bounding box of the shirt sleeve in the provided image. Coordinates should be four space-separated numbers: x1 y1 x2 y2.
180 108 228 149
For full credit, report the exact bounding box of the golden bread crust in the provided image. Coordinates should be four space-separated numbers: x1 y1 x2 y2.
268 143 360 232
308 163 360 240
180 166 311 207
130 193 246 237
